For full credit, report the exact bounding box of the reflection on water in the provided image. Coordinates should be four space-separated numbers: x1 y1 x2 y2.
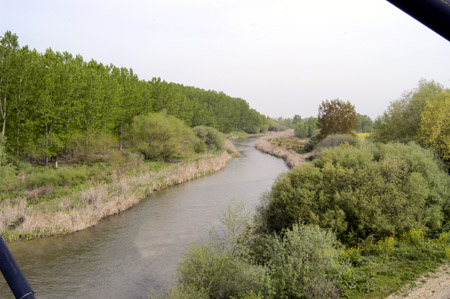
0 138 288 298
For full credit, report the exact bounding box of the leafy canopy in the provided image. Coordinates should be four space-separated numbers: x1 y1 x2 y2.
317 99 356 140
418 91 450 163
124 112 201 161
259 142 450 246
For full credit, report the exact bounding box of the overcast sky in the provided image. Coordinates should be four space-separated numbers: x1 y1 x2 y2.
1 0 449 119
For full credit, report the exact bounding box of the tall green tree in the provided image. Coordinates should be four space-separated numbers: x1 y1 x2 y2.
0 31 19 137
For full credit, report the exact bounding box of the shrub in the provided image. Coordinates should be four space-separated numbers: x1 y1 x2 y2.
66 131 119 163
302 129 320 152
173 204 347 298
176 244 271 299
124 113 200 161
262 224 345 298
175 203 272 298
25 167 88 189
0 136 16 189
314 134 358 152
193 126 225 151
260 142 450 246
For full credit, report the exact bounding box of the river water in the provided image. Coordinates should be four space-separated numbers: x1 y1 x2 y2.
0 138 288 298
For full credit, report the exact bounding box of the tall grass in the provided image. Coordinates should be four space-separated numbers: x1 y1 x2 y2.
254 130 312 168
0 151 234 242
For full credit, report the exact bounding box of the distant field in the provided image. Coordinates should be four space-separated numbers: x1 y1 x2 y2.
356 132 371 138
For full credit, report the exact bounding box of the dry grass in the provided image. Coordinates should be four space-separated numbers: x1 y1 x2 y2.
255 130 314 168
0 149 234 242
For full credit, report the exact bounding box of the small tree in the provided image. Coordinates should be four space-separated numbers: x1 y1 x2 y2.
317 99 356 140
124 112 200 161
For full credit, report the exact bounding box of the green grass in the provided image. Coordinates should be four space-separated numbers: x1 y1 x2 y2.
0 158 173 207
341 230 450 298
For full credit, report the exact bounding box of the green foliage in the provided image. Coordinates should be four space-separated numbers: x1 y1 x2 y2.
355 114 373 133
174 203 347 299
66 131 120 163
175 203 272 299
314 134 358 152
260 142 450 246
302 129 320 152
193 126 225 151
294 117 318 139
372 79 445 144
125 113 200 161
340 229 450 298
318 99 356 140
261 224 344 298
0 136 15 189
418 91 450 163
176 243 271 299
25 167 88 190
0 31 269 164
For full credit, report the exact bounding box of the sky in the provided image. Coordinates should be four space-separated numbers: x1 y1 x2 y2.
1 0 450 119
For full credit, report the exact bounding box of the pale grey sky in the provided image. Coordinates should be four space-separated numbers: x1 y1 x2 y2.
1 0 449 119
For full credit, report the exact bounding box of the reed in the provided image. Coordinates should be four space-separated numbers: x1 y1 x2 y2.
0 149 235 242
254 130 313 168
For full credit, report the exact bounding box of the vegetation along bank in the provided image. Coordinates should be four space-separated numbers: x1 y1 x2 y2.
169 81 450 298
0 31 261 242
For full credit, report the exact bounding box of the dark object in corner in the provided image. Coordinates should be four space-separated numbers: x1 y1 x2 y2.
0 236 35 299
387 0 450 41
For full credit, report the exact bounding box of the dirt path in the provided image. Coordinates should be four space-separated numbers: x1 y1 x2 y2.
386 265 450 298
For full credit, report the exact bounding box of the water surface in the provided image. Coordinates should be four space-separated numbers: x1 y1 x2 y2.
0 138 288 298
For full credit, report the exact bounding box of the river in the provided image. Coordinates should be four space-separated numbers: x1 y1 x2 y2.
0 137 288 298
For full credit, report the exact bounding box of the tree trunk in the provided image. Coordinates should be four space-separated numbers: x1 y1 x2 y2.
120 122 123 152
1 117 5 136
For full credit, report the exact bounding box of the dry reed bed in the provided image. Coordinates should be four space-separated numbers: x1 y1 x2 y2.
0 147 238 242
254 130 313 168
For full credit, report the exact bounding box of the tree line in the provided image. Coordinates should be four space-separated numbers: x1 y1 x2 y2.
0 31 268 164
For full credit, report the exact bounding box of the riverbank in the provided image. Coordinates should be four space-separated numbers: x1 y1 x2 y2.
254 130 313 168
386 264 450 299
0 140 239 242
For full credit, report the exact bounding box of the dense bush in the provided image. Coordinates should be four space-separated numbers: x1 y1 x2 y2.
260 142 450 246
172 204 346 298
25 167 88 189
174 204 271 298
66 131 120 163
0 136 15 189
124 113 201 161
302 130 320 152
260 224 344 298
314 134 358 152
193 126 225 151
